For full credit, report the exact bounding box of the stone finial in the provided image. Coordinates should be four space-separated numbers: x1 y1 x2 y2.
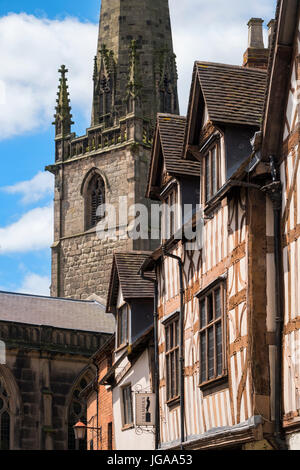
53 65 74 138
268 19 276 49
247 18 265 49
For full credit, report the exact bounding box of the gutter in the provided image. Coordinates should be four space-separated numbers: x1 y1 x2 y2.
162 247 185 451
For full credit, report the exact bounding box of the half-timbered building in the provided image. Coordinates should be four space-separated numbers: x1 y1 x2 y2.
98 252 156 450
140 18 286 450
260 0 300 450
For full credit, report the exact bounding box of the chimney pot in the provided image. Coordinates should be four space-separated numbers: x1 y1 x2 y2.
248 18 265 49
267 19 275 49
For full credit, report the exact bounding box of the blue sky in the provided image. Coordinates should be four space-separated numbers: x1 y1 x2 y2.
0 0 275 296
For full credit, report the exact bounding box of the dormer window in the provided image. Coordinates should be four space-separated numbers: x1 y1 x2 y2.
117 304 128 349
161 183 180 242
203 143 221 203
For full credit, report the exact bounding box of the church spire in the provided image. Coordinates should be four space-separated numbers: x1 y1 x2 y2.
53 65 74 137
91 0 179 127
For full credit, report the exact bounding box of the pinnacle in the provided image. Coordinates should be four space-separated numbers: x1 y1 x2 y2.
53 64 74 137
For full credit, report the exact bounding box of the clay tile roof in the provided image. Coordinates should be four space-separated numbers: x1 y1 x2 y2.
114 252 155 299
0 291 115 333
196 62 267 127
107 252 155 311
157 114 200 176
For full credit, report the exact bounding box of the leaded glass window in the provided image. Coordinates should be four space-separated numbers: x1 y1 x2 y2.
199 283 226 386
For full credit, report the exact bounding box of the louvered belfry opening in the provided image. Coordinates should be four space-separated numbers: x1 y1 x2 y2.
87 174 105 229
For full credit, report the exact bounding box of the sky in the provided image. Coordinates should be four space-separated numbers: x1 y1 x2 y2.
0 0 276 296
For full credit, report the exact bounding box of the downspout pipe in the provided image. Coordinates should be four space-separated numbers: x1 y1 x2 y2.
162 248 185 450
140 266 160 450
92 359 100 450
262 155 287 449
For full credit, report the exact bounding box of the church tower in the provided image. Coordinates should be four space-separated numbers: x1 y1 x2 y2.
46 0 179 302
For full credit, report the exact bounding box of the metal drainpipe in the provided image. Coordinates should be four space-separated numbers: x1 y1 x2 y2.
92 359 100 450
140 266 160 450
262 155 286 449
162 248 185 450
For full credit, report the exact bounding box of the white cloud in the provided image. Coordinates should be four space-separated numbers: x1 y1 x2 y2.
0 205 53 254
2 171 54 204
17 272 50 297
0 13 97 139
169 0 276 113
0 2 276 139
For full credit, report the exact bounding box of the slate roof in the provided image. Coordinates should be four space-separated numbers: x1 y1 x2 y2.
0 291 115 333
195 62 267 127
107 252 155 312
157 114 200 176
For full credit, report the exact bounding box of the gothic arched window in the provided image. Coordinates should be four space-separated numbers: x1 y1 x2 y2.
0 379 10 450
85 174 105 230
67 377 88 450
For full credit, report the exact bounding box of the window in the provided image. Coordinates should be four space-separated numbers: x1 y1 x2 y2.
122 385 133 427
162 186 179 242
67 376 89 450
203 143 220 203
199 283 226 386
107 422 113 450
0 379 10 450
86 174 105 229
165 315 180 402
117 304 128 348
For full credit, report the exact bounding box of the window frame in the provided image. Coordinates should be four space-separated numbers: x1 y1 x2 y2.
164 313 180 404
161 182 180 243
85 173 106 231
116 304 129 349
121 384 134 429
198 282 227 389
202 141 221 204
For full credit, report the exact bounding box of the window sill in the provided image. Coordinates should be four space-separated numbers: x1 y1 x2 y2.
115 343 129 354
166 396 180 409
199 375 228 393
121 423 134 432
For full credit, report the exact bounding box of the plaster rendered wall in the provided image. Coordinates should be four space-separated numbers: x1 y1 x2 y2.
112 349 154 450
287 432 300 450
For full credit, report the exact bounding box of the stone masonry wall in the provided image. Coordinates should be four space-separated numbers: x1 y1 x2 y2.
51 143 153 301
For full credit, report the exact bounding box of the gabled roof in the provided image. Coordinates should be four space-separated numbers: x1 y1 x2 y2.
195 62 267 127
147 113 200 198
107 252 155 313
184 61 267 155
0 291 114 334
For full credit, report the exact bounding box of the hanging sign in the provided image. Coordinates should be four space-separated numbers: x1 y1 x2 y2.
135 393 156 427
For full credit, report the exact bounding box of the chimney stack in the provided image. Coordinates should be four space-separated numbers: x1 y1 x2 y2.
243 18 269 70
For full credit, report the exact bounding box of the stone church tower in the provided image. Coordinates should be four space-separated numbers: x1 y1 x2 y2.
46 0 179 301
